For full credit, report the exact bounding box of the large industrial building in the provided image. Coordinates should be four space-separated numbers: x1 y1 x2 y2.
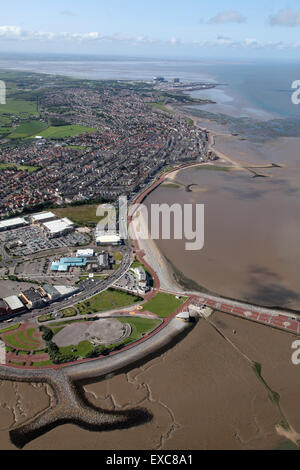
42 284 79 301
51 257 87 272
0 217 28 232
3 295 26 315
30 211 57 224
96 234 122 246
43 218 74 238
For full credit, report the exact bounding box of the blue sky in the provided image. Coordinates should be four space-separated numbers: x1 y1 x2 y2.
2 0 300 59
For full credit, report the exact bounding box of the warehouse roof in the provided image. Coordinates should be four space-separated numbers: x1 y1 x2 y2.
96 234 121 244
4 295 24 311
31 212 56 222
43 218 74 234
0 217 27 230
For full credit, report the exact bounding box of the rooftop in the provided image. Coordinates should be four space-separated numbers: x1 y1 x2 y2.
43 218 74 234
4 295 25 311
31 211 56 222
51 257 87 271
0 217 27 230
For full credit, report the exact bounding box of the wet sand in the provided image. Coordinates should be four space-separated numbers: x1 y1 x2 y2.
144 132 300 310
3 314 298 450
0 381 54 450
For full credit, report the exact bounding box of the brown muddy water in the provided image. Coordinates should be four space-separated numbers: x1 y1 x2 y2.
146 136 300 310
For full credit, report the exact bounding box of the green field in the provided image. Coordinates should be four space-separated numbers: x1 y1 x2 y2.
161 183 181 189
76 289 142 316
0 162 40 173
39 124 98 139
61 307 77 318
142 292 187 318
113 251 123 262
8 120 48 139
147 102 174 114
38 314 53 323
196 165 232 172
0 323 20 334
31 360 53 367
3 327 44 351
118 317 161 341
53 204 104 226
0 98 38 117
59 340 94 359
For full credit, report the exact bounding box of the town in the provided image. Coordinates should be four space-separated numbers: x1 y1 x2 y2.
0 72 213 217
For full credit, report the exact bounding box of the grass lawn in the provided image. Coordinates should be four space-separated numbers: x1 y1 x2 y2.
76 289 142 315
32 349 47 355
31 360 54 367
147 102 174 114
196 165 232 172
59 340 94 359
38 314 53 323
142 292 187 318
8 120 48 139
113 251 123 262
61 307 77 318
118 317 161 341
161 183 181 188
0 323 20 334
53 204 102 226
0 163 40 173
51 326 65 336
0 98 38 116
3 327 44 351
39 124 98 139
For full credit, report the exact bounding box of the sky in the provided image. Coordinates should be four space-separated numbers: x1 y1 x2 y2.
2 0 300 59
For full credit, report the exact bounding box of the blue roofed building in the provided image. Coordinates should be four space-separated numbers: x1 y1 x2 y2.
50 257 87 272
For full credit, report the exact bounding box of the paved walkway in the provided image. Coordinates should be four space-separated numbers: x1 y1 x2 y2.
195 295 300 336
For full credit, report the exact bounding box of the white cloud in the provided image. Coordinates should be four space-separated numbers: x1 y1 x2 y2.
0 24 298 53
269 8 300 27
209 11 247 24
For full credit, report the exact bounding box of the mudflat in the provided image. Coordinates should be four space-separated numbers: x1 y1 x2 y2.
1 313 297 450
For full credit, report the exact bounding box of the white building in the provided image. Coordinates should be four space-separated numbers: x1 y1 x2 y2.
30 211 56 224
131 266 150 294
43 218 74 238
132 267 147 282
76 249 94 257
4 295 25 313
96 234 122 246
54 285 79 298
0 217 27 232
